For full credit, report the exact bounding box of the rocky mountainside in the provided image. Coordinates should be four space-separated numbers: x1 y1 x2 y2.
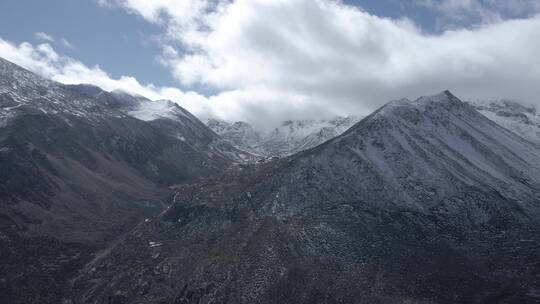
470 99 540 146
67 85 255 164
71 91 540 304
0 57 244 304
206 116 360 157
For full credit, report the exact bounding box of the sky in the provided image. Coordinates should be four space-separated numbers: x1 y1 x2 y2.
1 0 540 129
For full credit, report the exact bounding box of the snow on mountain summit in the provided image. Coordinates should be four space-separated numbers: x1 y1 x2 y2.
470 99 540 146
375 91 461 116
206 115 362 157
128 99 186 122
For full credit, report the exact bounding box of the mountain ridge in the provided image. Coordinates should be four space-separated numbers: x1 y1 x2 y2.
0 57 244 304
4 55 540 303
70 91 540 303
206 115 361 157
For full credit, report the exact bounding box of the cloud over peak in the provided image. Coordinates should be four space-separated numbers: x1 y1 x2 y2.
104 0 540 121
3 0 540 130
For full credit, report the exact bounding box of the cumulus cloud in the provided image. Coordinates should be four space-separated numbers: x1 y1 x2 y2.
98 0 540 129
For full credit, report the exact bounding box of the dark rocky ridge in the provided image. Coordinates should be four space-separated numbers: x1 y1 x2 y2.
69 91 540 303
0 58 241 303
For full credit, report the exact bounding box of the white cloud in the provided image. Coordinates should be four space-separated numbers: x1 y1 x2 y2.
5 0 540 130
34 32 74 49
35 32 55 43
98 0 211 28
0 40 59 77
61 38 73 49
99 0 540 129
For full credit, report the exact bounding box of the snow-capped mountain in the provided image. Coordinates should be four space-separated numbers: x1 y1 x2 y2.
206 119 262 152
206 116 361 157
470 99 540 146
73 91 540 303
0 59 119 126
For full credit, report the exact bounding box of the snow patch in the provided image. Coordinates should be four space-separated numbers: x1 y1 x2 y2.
128 100 179 121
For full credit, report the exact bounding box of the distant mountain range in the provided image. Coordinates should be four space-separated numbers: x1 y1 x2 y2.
2 57 540 303
470 99 540 146
206 116 361 157
206 100 540 158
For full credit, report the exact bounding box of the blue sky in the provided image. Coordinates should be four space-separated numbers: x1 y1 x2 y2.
0 0 176 86
1 0 539 128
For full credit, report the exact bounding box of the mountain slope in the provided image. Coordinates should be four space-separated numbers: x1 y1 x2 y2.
206 120 263 155
67 86 256 164
0 57 237 304
72 91 540 304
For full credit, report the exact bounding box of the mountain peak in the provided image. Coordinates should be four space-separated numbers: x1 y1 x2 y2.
77 90 540 304
441 89 454 97
374 91 465 121
413 90 462 107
